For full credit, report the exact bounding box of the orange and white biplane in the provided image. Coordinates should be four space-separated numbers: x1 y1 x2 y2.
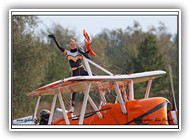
13 30 178 126
13 59 178 126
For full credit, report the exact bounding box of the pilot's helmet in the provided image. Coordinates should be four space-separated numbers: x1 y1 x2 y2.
40 109 50 120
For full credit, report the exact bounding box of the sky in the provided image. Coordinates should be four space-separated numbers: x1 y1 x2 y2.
37 15 177 42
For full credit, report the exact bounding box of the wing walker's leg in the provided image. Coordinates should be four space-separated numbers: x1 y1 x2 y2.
34 96 41 119
58 92 70 124
48 94 57 125
114 82 127 114
79 83 92 124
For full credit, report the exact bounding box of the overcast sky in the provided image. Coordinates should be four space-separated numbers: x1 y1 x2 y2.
37 15 177 42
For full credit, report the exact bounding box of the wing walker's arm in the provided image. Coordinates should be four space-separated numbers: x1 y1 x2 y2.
48 33 91 59
48 34 66 52
78 47 91 59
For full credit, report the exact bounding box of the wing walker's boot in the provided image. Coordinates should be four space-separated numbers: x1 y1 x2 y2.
69 101 77 119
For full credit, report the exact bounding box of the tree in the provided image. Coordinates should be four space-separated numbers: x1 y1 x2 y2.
135 33 164 71
12 16 51 119
134 33 165 98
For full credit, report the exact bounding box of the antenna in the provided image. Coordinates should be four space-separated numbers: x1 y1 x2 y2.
168 64 177 111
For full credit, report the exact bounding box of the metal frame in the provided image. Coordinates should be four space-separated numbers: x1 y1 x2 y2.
83 57 128 116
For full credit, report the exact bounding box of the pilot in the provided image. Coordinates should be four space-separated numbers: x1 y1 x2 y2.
39 109 50 125
48 34 90 116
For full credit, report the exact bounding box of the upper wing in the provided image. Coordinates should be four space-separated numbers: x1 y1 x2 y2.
27 70 166 96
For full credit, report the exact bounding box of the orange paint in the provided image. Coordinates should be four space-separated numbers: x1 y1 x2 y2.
52 97 170 125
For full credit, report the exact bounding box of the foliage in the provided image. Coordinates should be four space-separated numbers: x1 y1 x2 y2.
12 16 51 118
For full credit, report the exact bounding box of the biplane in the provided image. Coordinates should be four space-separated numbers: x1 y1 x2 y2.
13 30 178 126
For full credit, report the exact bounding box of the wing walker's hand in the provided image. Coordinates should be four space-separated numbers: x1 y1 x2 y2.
48 34 55 39
83 29 96 56
84 39 91 47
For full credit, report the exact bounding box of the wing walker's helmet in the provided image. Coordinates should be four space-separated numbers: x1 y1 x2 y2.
39 109 51 125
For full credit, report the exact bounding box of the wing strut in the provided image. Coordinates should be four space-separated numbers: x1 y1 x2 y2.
58 92 70 124
88 96 103 118
128 80 134 100
87 59 113 76
83 57 93 76
144 79 153 98
114 82 127 114
34 96 41 119
79 83 92 124
48 92 70 124
48 94 57 124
